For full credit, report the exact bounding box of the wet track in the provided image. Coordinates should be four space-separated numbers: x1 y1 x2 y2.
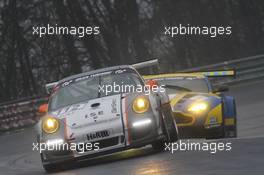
0 80 264 175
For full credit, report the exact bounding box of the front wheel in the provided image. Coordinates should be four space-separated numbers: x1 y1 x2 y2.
224 102 237 138
41 153 59 173
41 153 74 173
168 118 179 142
152 140 166 151
224 121 237 138
223 98 237 138
205 126 224 139
43 162 59 173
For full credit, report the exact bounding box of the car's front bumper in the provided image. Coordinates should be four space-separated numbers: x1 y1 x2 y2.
41 118 165 165
178 124 223 138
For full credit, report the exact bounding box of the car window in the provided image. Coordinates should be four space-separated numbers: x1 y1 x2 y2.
49 77 99 111
49 71 143 111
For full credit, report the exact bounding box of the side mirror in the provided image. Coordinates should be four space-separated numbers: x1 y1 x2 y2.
145 79 159 89
213 85 229 93
38 104 48 114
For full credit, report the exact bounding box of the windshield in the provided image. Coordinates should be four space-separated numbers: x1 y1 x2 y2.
156 77 209 95
49 70 143 111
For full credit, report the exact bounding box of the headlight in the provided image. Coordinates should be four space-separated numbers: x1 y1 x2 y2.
42 117 60 134
132 97 150 113
188 102 208 113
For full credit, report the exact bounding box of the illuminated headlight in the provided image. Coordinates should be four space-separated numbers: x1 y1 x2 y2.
42 117 60 134
188 102 208 113
46 139 64 147
132 119 151 127
132 97 150 114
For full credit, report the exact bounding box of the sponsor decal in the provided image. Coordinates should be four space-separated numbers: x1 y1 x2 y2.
87 130 110 141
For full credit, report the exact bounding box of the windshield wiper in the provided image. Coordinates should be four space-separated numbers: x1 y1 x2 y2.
164 84 192 92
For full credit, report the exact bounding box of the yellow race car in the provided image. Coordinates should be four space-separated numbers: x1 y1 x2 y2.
144 71 237 139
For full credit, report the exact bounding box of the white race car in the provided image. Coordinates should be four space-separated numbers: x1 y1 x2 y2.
37 65 178 172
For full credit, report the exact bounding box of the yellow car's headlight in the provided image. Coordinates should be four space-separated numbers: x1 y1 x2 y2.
42 117 60 134
132 97 150 114
188 102 208 113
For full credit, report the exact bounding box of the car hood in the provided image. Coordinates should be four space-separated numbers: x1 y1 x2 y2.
50 94 122 129
169 92 221 112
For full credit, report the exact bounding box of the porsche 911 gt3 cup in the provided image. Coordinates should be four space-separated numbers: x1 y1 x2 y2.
143 70 237 139
37 65 178 172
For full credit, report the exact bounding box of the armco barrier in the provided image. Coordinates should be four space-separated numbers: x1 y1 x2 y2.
181 54 264 85
0 97 48 132
0 54 263 132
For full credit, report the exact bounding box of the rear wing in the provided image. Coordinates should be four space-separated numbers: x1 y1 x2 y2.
143 70 236 84
45 82 58 94
132 59 159 74
196 70 236 86
132 59 159 69
192 70 236 77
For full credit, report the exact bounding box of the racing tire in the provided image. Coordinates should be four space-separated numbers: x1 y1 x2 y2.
233 101 238 137
225 125 237 138
223 119 237 138
41 153 63 173
152 113 178 151
42 160 75 173
152 113 168 151
205 126 224 140
224 100 237 138
206 100 237 139
160 106 178 143
42 162 59 173
168 118 179 142
152 119 178 151
152 140 166 151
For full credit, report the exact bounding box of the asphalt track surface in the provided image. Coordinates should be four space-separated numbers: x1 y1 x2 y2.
0 80 264 175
